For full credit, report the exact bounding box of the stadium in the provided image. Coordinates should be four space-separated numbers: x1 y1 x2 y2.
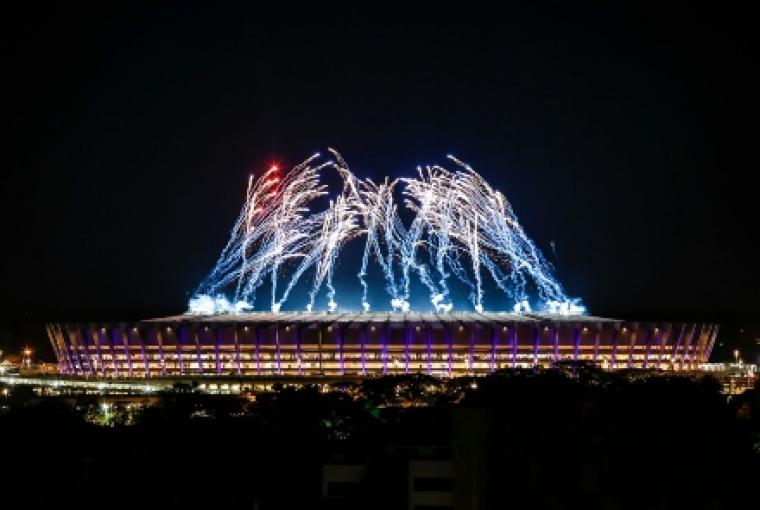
47 312 717 378
44 152 719 378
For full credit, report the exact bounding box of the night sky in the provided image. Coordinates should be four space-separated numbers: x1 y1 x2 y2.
3 3 758 361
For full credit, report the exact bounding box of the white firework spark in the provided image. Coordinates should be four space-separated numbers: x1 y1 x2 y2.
189 149 584 316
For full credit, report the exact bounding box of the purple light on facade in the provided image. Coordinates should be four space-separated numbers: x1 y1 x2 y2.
627 329 636 369
405 326 410 374
123 329 133 377
573 327 581 363
673 324 686 370
234 327 242 375
382 327 388 374
611 328 619 369
592 327 601 365
427 328 433 375
275 327 281 375
552 326 559 363
81 327 94 376
176 328 185 376
214 328 222 375
46 317 719 378
95 327 106 377
194 329 203 375
642 328 653 370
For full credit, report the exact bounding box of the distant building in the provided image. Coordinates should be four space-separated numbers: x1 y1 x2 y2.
1 356 21 375
19 362 58 377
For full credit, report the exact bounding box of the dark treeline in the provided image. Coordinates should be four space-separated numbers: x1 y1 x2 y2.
1 367 758 509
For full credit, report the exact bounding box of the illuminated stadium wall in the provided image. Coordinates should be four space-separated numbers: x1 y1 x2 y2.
47 313 717 378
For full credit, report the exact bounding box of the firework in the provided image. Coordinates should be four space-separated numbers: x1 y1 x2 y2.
188 150 584 315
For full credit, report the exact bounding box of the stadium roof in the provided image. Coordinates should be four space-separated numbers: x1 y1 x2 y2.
143 312 622 326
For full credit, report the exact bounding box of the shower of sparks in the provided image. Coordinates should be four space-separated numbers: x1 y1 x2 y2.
188 149 585 316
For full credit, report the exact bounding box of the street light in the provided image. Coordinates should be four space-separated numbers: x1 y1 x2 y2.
733 349 740 364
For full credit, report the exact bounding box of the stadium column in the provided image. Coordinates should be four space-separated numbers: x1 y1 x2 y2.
233 325 242 376
275 323 281 375
48 324 68 374
318 326 322 375
680 324 697 370
690 324 707 368
706 324 719 363
427 326 433 375
338 325 344 376
592 325 602 365
51 325 62 372
573 325 581 363
510 324 517 368
686 325 700 369
78 326 94 377
74 326 85 376
61 325 75 374
404 319 410 374
627 326 638 369
52 325 70 374
655 324 670 370
90 325 104 377
704 324 719 364
383 321 390 374
692 324 707 367
63 327 76 374
552 324 560 363
489 326 497 372
193 326 203 375
122 327 132 378
176 327 184 376
667 324 681 368
256 326 262 376
670 324 686 371
700 324 715 365
360 325 367 376
446 327 453 377
469 327 475 375
642 327 654 370
70 326 84 375
156 327 167 376
532 325 540 369
610 327 620 370
297 324 303 376
108 326 119 378
45 325 60 371
138 327 148 375
214 324 222 375
94 326 107 377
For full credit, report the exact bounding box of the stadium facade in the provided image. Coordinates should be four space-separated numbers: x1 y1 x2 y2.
46 313 717 378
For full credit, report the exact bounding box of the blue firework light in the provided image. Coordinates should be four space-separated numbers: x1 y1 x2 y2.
188 149 585 315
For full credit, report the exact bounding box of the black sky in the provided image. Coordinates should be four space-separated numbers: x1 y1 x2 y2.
3 3 758 359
